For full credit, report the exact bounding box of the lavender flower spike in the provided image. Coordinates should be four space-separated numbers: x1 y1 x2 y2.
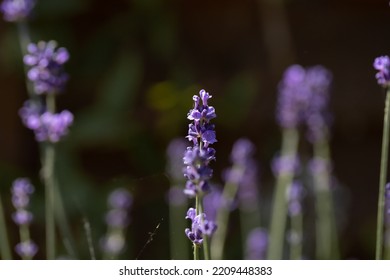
0 0 35 22
11 178 34 225
184 89 217 197
15 240 38 259
24 41 70 94
19 101 73 143
374 56 390 87
185 208 217 245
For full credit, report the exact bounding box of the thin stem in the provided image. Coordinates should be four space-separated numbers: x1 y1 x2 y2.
0 194 12 259
193 195 200 260
198 201 210 260
376 88 390 260
43 142 56 260
211 176 241 260
18 224 31 260
313 137 339 259
267 128 299 259
83 217 96 260
289 213 302 260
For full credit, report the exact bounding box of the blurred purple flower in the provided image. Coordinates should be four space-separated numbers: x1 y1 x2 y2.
272 154 300 176
374 56 390 87
276 64 332 142
0 0 35 22
24 41 69 94
166 186 187 206
287 181 305 216
108 188 133 209
245 227 268 260
12 209 33 225
19 101 73 143
166 138 187 181
15 240 38 258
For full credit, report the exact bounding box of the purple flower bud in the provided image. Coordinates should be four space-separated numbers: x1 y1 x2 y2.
12 209 33 225
374 56 390 87
287 181 304 216
108 188 132 209
245 228 268 260
24 41 69 94
272 154 300 176
19 102 73 143
0 0 35 22
15 241 38 258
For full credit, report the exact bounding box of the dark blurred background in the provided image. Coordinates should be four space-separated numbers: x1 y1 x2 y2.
0 0 389 259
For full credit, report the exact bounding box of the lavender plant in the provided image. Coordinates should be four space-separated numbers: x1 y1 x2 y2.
183 89 217 260
245 227 268 260
100 188 133 259
385 183 390 259
211 138 260 259
374 55 390 260
11 178 38 259
286 180 304 260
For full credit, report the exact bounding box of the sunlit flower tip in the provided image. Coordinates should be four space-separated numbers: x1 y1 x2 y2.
0 0 35 22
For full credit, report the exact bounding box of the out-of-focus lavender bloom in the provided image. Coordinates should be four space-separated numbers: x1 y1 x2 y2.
0 0 35 22
12 209 33 225
287 181 304 216
308 157 332 175
245 227 268 260
374 56 390 87
167 186 187 206
272 154 300 176
166 138 187 181
15 240 38 258
287 230 302 245
185 207 217 245
108 188 133 209
100 233 125 256
223 138 260 212
183 89 216 197
203 186 223 222
276 64 332 142
19 101 73 143
166 139 187 206
24 41 69 94
11 178 34 225
101 188 132 257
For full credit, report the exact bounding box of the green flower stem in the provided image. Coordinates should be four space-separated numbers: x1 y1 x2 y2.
289 213 302 260
267 128 299 259
376 88 390 260
193 195 200 260
0 194 11 259
169 191 189 260
211 172 241 260
313 137 339 259
19 224 32 260
198 199 210 260
43 94 56 260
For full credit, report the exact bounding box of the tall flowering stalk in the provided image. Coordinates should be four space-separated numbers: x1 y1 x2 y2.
21 41 72 260
268 65 303 259
374 55 390 260
183 89 217 260
304 66 337 259
211 138 260 259
286 180 304 260
11 178 38 259
385 183 390 259
100 188 133 259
